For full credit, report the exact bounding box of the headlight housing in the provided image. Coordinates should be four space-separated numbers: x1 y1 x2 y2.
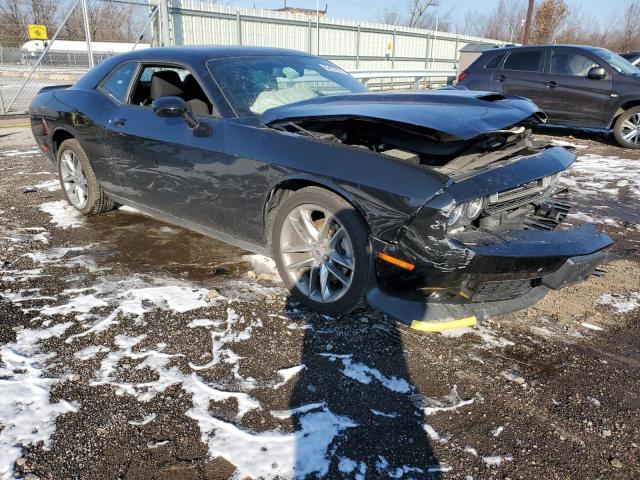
466 197 486 219
447 197 486 228
447 203 465 226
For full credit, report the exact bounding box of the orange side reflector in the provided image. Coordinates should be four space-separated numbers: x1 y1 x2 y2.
377 252 415 271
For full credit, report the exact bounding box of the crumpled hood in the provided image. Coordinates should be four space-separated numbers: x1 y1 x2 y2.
261 90 544 141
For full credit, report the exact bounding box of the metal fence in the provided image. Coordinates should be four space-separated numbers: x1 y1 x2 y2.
0 0 502 114
168 2 502 72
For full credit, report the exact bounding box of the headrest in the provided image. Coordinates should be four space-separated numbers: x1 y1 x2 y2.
183 73 199 92
150 70 183 99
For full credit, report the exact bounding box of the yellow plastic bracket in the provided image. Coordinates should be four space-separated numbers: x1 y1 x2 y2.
410 316 477 332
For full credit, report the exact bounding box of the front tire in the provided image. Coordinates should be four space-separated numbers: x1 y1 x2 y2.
613 106 640 149
57 138 115 214
272 187 370 316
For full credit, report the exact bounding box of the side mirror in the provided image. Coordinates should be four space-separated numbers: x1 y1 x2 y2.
152 96 187 118
587 66 606 80
152 96 211 136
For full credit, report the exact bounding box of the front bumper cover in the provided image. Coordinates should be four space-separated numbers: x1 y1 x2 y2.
367 235 611 331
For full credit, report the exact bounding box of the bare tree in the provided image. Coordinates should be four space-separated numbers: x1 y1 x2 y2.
380 6 401 26
62 0 147 42
30 0 59 30
615 1 640 51
0 0 28 46
407 0 437 27
377 0 452 31
458 0 527 42
530 0 569 44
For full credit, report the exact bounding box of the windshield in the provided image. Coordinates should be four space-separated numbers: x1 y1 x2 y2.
591 48 640 74
207 55 367 117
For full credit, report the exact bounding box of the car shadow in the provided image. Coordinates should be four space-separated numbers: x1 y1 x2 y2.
287 307 442 477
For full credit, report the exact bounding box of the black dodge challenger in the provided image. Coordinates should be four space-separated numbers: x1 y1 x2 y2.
29 46 613 331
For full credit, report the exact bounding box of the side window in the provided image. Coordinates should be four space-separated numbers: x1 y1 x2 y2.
485 54 505 70
503 50 542 72
549 51 598 76
99 63 136 103
129 64 214 116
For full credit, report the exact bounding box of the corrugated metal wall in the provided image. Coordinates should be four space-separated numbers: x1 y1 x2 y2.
168 1 502 71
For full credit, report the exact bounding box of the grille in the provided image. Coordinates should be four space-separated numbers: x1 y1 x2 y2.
472 278 539 302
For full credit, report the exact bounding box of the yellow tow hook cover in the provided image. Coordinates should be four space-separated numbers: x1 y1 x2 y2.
410 316 477 332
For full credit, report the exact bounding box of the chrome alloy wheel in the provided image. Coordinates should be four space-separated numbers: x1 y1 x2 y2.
280 204 355 303
60 150 88 209
621 113 640 145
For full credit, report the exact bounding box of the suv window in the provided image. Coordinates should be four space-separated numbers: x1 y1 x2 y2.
550 51 598 76
99 62 136 102
503 50 542 72
485 54 505 69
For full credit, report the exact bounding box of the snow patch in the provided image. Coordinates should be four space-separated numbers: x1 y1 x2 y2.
415 385 474 416
581 322 604 331
319 353 411 393
188 402 356 479
0 322 78 479
597 292 640 313
482 454 513 466
129 413 156 426
73 345 110 360
39 200 85 228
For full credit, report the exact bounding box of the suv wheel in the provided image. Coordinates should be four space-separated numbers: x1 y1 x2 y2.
57 138 116 214
272 187 370 316
613 106 640 149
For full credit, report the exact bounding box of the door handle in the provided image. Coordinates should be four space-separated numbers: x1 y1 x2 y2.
496 74 505 82
112 117 127 127
545 81 557 89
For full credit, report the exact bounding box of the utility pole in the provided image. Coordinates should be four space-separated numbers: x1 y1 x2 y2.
522 0 534 45
80 0 94 68
159 0 171 46
316 0 320 55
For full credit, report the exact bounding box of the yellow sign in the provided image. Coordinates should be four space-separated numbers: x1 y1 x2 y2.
27 24 48 40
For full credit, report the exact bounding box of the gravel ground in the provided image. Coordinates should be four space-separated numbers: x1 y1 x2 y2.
0 126 639 480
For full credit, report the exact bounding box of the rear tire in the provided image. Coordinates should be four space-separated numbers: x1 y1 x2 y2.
613 106 640 149
57 138 115 214
272 187 370 316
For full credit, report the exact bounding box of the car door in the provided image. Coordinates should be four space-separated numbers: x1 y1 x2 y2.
542 48 614 127
89 60 139 197
107 63 233 232
498 49 551 109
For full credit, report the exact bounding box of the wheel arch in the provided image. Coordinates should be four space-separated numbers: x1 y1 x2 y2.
610 100 640 128
51 128 76 161
263 176 370 254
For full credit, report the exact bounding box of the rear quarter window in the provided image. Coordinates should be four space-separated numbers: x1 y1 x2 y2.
98 62 137 103
503 50 542 72
484 54 505 69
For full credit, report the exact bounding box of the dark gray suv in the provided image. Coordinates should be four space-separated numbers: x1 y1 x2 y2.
458 45 640 148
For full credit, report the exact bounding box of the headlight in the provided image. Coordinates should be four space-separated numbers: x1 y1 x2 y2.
448 197 486 227
447 203 466 226
466 197 485 219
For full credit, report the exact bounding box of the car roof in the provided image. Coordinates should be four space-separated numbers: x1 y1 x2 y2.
75 45 316 90
485 44 609 54
116 45 311 61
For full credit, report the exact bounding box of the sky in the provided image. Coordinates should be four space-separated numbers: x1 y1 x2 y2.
229 0 631 31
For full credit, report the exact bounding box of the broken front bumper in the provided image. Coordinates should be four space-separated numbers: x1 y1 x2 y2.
367 224 613 330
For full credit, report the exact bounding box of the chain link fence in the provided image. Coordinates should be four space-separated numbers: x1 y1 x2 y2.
0 0 156 113
0 0 501 114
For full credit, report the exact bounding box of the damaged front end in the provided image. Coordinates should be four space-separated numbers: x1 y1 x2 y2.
368 144 613 329
263 90 613 329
